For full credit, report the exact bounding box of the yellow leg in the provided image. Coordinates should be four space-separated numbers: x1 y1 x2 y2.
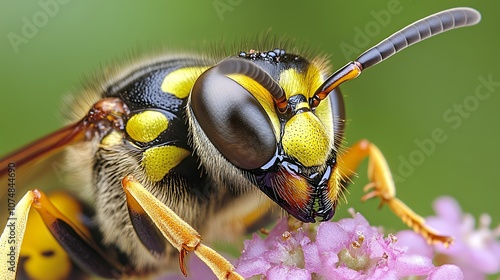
122 175 243 280
0 190 122 280
20 192 89 280
338 139 453 247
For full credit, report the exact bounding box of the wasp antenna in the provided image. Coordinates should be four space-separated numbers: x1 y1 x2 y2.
311 7 481 108
219 58 290 114
0 97 129 179
355 7 481 69
0 121 86 179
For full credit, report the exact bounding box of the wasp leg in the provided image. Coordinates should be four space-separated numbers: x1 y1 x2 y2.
338 139 453 247
122 175 243 280
0 190 123 279
20 191 89 280
125 180 167 257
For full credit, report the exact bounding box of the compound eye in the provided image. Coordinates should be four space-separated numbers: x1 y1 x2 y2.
190 63 277 170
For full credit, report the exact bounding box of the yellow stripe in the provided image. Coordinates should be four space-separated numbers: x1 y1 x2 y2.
278 67 323 100
161 67 209 99
296 101 310 111
126 111 169 143
101 130 123 146
142 145 190 182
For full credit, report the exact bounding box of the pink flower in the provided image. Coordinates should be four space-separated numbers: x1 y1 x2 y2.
160 197 499 280
235 210 461 279
399 196 500 280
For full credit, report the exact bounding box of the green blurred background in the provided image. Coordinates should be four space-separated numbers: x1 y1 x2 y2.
0 0 498 251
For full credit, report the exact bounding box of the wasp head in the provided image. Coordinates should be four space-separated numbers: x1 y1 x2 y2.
189 49 345 222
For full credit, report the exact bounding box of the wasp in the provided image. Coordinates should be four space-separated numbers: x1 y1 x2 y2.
0 7 481 280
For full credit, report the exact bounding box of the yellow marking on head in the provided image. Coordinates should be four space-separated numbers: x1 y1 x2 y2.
314 94 334 140
278 66 324 99
101 130 123 146
126 111 168 143
21 192 88 280
226 73 280 140
282 112 331 167
310 61 337 141
295 101 310 111
161 67 209 99
280 66 335 140
142 145 190 182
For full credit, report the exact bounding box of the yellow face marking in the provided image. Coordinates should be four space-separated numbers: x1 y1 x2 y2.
279 66 335 144
142 145 190 182
282 111 331 167
126 111 169 143
305 63 335 139
295 101 309 111
278 67 323 99
101 130 123 146
161 67 209 99
226 73 281 140
314 94 334 140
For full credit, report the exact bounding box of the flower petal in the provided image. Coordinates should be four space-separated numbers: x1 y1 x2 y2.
266 265 311 280
468 247 500 273
302 242 321 273
427 264 463 280
433 196 462 223
235 257 271 278
395 230 433 259
394 254 434 277
316 221 349 253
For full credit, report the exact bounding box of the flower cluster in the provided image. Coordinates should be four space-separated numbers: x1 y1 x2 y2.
398 197 500 280
160 197 499 279
235 210 462 279
235 197 500 280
